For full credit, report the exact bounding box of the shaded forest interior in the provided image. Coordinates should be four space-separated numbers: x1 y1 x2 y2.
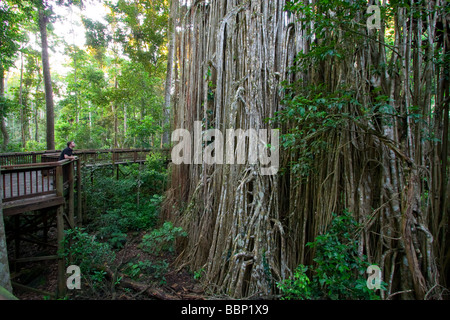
0 0 449 300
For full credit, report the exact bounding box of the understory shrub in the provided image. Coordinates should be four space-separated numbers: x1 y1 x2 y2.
277 210 386 300
82 161 166 248
122 259 169 284
60 227 115 291
94 194 163 248
141 221 187 255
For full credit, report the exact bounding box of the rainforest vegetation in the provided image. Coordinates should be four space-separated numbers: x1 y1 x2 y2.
0 0 449 301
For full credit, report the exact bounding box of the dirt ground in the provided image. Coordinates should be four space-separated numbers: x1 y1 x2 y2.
9 230 205 300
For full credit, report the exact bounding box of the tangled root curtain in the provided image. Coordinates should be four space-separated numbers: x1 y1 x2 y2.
163 0 449 300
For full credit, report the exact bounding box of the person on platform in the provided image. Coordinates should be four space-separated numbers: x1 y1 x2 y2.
59 141 76 160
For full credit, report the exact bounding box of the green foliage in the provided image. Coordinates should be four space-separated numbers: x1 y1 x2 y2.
277 265 311 300
194 268 205 280
82 160 166 250
94 195 161 244
60 227 115 290
2 0 169 152
275 0 414 180
275 86 351 178
141 222 187 255
0 0 27 70
109 0 169 74
108 232 128 250
122 259 168 284
144 153 168 191
24 139 46 151
277 210 385 300
61 227 115 271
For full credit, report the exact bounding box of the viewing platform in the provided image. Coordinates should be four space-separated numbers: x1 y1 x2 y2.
0 148 169 297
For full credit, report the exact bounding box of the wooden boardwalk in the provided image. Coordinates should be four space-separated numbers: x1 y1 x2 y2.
2 171 53 200
0 148 167 297
0 148 168 215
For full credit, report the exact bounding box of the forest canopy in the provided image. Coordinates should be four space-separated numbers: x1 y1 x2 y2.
0 0 170 151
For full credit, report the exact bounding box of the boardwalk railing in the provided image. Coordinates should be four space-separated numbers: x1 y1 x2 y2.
1 159 80 297
0 148 168 168
1 162 57 202
0 159 79 218
0 148 169 214
0 159 77 202
63 148 156 166
0 151 59 166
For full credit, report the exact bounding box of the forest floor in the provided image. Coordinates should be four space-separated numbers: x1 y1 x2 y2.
10 229 205 300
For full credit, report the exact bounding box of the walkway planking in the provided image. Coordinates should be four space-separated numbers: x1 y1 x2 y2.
0 148 168 215
0 148 168 298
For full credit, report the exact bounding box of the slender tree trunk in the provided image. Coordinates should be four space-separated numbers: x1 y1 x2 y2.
112 75 118 149
163 0 177 146
0 67 9 150
19 52 26 148
39 8 55 150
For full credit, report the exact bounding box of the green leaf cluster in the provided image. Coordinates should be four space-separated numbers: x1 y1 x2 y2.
83 162 166 248
275 85 351 178
277 210 386 300
141 221 187 255
122 259 168 284
60 227 116 290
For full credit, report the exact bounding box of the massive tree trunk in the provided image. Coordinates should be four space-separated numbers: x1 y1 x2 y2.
166 0 449 299
39 7 55 150
166 0 299 298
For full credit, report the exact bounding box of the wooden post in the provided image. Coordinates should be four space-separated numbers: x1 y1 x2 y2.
76 158 82 227
14 216 19 268
56 205 65 298
55 165 66 298
112 150 115 178
68 161 74 228
0 171 13 294
43 210 48 244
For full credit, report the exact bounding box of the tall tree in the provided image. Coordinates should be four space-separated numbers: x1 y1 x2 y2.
38 2 55 150
0 0 25 149
0 69 9 150
163 0 177 145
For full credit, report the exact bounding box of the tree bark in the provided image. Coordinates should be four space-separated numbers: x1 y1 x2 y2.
0 67 9 150
39 8 55 150
162 0 177 146
166 0 449 299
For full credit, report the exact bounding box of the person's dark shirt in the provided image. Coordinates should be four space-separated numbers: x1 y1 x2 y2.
59 147 73 160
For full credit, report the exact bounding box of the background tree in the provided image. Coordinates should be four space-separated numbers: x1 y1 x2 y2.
37 1 56 150
0 0 27 150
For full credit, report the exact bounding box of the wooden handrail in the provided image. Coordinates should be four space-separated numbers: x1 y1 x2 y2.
0 159 71 171
0 148 170 202
1 159 75 202
0 148 169 165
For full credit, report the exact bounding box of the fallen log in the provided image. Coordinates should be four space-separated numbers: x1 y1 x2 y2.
105 268 178 300
105 268 204 300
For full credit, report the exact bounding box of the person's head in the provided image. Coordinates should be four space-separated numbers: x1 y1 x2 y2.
67 141 75 149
